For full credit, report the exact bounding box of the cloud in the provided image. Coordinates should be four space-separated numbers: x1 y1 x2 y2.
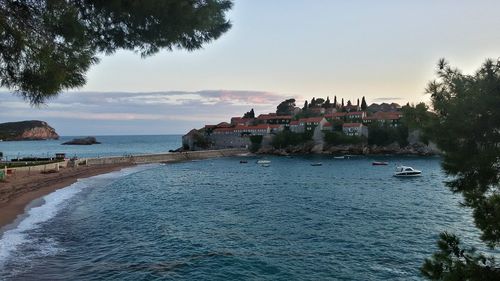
0 90 291 135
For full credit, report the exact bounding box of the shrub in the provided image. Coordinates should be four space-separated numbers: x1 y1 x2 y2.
324 131 363 145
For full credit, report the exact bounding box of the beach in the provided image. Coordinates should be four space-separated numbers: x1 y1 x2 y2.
0 163 133 229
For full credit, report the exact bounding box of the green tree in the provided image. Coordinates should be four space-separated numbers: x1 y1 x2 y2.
271 130 311 148
421 59 500 280
276 98 296 115
361 96 367 111
0 0 233 105
333 95 338 108
243 108 255 118
249 135 263 153
324 96 331 108
303 100 308 111
310 97 316 108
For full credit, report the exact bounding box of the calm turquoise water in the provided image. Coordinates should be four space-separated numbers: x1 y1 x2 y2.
0 155 493 280
0 135 182 159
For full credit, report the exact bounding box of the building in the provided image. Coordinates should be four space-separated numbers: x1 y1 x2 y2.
362 112 403 127
299 117 328 131
346 111 366 121
212 124 283 136
230 117 255 126
342 123 368 137
289 120 304 133
325 112 347 121
256 114 292 125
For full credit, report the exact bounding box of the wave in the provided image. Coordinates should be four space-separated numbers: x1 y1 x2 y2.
0 164 155 277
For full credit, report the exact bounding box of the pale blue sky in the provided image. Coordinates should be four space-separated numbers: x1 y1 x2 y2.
1 0 499 135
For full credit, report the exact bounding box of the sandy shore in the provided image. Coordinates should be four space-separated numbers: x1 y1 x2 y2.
0 163 134 230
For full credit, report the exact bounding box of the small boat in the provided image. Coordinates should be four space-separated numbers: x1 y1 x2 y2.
311 162 322 166
334 156 347 159
240 160 248 164
261 163 270 167
372 161 388 166
257 160 271 164
394 166 421 177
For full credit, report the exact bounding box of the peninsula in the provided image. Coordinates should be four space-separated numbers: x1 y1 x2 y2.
0 120 59 141
182 97 439 155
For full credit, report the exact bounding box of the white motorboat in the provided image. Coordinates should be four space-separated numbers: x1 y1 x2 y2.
257 160 271 164
394 166 421 177
261 163 270 167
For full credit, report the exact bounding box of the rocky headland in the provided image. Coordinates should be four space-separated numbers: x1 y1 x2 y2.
0 120 59 141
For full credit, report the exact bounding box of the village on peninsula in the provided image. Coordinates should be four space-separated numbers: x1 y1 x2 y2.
182 96 438 155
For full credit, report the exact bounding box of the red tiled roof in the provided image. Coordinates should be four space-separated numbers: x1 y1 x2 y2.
216 122 232 128
290 120 300 125
323 122 332 127
300 117 324 123
343 123 363 128
213 124 282 133
364 112 402 120
346 111 365 116
257 114 292 120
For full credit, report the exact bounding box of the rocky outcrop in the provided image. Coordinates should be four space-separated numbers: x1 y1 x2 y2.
0 120 59 141
62 137 100 145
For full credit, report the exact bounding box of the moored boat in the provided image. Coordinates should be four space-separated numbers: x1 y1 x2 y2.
311 162 322 166
372 161 388 165
257 160 271 164
394 166 421 177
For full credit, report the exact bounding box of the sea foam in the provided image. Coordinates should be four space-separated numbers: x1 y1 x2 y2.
0 165 153 272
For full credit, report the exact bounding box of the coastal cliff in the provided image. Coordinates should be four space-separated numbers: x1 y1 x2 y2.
0 120 59 141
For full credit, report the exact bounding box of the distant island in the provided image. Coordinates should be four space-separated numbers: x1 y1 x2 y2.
182 96 439 156
62 137 101 145
0 120 59 141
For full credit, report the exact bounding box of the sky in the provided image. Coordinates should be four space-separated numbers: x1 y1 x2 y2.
1 0 500 135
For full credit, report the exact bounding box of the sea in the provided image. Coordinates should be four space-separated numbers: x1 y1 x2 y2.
0 135 182 160
0 136 495 280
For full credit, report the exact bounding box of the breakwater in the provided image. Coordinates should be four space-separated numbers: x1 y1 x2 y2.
83 148 248 165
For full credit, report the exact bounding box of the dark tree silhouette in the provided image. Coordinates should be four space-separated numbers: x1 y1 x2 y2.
243 108 255 118
421 59 500 280
0 0 233 105
276 98 296 115
361 96 367 111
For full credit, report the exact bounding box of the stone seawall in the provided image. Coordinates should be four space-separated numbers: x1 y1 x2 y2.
84 148 249 166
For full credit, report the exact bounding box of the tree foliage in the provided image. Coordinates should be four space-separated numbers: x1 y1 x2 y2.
361 96 367 111
324 131 363 145
243 108 255 119
422 59 500 279
367 124 408 147
0 0 233 105
276 98 296 115
249 135 263 152
271 130 311 148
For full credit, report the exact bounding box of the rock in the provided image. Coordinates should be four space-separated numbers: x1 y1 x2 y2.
311 143 324 153
62 137 101 145
0 120 59 141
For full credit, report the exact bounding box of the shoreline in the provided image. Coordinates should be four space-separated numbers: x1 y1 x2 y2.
0 163 134 230
0 148 248 231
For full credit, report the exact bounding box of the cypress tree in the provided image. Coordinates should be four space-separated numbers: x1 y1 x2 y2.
361 96 367 111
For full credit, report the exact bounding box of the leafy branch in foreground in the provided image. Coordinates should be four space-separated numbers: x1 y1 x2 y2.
0 0 233 105
422 59 500 280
